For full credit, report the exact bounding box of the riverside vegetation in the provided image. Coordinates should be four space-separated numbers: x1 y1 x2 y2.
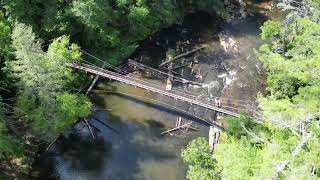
182 0 320 179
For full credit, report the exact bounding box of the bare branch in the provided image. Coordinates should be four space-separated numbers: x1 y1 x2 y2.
273 132 312 176
241 123 268 142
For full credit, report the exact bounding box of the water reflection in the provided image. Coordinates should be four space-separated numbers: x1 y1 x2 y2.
90 111 189 180
33 109 195 180
33 124 111 179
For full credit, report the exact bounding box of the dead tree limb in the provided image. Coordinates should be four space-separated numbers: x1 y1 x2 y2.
311 166 316 179
241 123 267 142
95 108 113 111
129 59 202 85
172 64 188 70
159 47 205 67
84 118 95 139
274 132 312 176
45 136 60 151
291 132 312 157
161 122 193 135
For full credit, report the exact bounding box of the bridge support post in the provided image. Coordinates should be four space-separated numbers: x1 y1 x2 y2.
85 62 106 95
209 125 221 152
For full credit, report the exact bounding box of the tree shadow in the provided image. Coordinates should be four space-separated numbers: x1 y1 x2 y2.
89 112 187 180
104 92 217 127
32 110 187 180
31 126 111 179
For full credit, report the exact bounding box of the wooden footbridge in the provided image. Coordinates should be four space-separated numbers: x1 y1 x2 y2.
68 62 260 119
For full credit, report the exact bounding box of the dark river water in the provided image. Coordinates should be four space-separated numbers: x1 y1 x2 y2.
32 3 282 180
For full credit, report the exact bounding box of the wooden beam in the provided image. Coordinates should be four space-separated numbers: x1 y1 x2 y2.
161 122 193 135
159 47 205 67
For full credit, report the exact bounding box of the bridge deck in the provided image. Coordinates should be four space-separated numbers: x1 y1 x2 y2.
68 63 256 118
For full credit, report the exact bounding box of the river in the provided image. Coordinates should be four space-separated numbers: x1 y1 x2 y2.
32 2 281 180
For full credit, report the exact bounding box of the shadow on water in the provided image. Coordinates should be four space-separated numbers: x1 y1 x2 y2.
91 111 186 180
32 129 111 179
222 14 269 38
58 134 111 172
102 92 214 126
143 119 166 129
130 11 222 67
33 111 182 180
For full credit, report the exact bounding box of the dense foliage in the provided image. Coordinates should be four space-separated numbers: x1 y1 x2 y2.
183 116 320 179
182 137 218 180
0 4 92 177
258 17 320 127
2 0 225 64
0 22 93 177
182 0 320 179
11 23 92 138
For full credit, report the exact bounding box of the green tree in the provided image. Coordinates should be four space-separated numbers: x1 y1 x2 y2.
260 20 283 40
2 0 226 65
183 116 320 179
0 11 15 96
11 22 91 139
55 93 92 131
258 16 320 128
181 137 218 180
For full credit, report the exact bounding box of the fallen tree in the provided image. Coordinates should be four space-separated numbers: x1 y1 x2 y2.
159 47 205 67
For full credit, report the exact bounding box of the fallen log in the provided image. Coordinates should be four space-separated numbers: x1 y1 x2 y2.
45 135 60 151
159 47 205 67
161 122 193 135
274 132 312 175
161 67 179 75
172 63 188 70
187 125 199 131
95 108 113 111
